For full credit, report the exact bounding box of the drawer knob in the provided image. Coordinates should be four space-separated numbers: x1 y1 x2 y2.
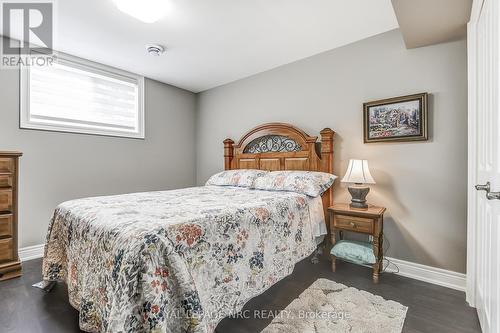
350 222 357 228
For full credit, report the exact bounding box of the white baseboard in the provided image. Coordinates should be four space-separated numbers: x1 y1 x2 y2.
385 256 466 292
17 244 466 292
19 243 45 262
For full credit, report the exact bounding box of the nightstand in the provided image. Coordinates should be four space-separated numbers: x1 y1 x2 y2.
328 203 386 283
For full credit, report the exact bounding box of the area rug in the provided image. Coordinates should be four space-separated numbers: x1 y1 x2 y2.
261 278 407 333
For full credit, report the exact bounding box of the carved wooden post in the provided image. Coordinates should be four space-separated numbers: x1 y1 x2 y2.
320 128 335 248
320 127 334 200
319 128 335 173
223 139 234 170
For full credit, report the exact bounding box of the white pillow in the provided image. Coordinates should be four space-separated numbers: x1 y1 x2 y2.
206 169 269 188
252 171 337 197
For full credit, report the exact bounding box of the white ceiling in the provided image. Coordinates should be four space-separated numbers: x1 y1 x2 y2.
392 0 472 49
5 0 399 92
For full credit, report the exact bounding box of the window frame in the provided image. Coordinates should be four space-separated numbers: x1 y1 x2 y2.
20 52 145 139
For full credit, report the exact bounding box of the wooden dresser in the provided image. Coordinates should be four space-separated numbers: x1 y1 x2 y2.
0 151 22 281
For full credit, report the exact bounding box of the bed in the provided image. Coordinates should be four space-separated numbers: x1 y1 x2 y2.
42 123 335 333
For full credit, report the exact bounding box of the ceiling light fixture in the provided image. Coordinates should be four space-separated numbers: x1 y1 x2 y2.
146 44 165 56
113 0 169 23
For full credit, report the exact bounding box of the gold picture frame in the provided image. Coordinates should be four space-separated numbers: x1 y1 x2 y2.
363 93 428 143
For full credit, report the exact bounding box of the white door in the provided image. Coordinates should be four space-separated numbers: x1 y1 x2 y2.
467 0 500 332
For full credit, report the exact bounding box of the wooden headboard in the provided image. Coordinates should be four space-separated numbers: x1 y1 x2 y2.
223 123 335 223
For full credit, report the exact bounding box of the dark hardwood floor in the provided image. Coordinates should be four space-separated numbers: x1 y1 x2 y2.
0 257 480 333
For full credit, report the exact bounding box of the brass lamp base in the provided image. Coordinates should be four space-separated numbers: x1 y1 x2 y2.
348 185 370 209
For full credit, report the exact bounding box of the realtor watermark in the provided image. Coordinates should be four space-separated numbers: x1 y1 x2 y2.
161 308 351 321
1 0 56 68
228 309 351 321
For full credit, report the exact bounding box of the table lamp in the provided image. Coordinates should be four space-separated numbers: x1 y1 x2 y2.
341 159 376 209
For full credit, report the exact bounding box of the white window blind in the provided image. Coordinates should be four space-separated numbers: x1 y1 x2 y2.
21 55 144 138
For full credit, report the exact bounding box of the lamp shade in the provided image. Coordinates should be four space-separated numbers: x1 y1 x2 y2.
341 159 376 184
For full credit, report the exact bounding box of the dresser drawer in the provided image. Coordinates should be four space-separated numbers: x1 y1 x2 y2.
0 238 14 262
0 190 13 212
0 214 13 238
334 214 373 233
0 158 13 174
0 174 12 188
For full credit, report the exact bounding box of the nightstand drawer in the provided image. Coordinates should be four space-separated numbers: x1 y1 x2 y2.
0 190 12 212
0 214 13 238
334 215 373 233
0 238 14 262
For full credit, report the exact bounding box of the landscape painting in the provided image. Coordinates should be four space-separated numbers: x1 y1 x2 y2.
363 93 428 143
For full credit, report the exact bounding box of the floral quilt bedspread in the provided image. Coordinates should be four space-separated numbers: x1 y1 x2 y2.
42 186 320 333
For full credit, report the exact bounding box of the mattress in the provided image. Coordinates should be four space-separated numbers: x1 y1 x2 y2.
42 185 326 333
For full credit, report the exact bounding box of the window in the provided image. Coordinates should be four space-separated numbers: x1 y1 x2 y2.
20 54 145 139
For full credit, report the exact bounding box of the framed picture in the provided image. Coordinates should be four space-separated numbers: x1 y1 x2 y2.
363 93 428 143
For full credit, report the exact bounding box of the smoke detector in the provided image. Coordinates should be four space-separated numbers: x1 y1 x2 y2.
146 44 165 56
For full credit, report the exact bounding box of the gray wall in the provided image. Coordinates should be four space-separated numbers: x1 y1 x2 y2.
0 66 197 248
196 29 468 273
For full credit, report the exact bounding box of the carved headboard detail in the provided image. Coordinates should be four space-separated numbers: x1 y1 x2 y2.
223 122 335 224
243 135 302 153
